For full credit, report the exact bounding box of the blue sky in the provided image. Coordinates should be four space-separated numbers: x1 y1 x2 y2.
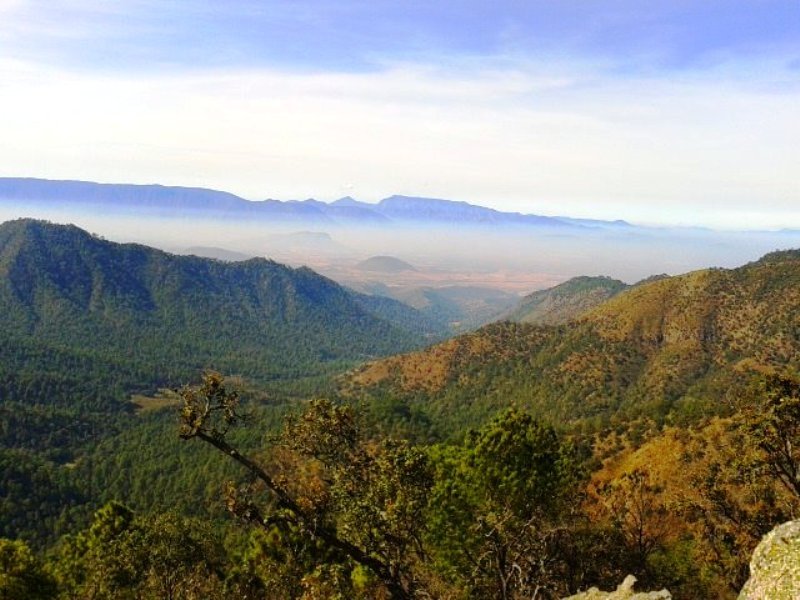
0 1 798 227
4 1 798 72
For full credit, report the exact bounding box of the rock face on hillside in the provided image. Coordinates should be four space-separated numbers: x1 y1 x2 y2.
562 576 670 599
738 520 800 600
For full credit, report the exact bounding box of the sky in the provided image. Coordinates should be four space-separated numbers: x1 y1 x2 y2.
0 1 798 229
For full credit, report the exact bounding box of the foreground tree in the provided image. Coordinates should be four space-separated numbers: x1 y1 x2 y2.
178 372 433 599
0 538 56 600
52 502 224 600
426 408 586 599
682 373 800 594
740 373 800 499
596 467 670 583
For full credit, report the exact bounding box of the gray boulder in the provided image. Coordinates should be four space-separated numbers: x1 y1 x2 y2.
739 520 800 600
563 575 671 599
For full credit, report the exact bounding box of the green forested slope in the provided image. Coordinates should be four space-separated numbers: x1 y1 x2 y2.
0 218 439 543
2 242 800 599
0 219 434 409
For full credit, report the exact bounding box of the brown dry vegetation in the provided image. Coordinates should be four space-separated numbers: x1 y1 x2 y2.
340 252 800 432
585 413 800 598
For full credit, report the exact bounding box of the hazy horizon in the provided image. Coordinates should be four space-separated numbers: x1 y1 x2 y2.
1 2 797 229
3 201 799 294
2 175 799 233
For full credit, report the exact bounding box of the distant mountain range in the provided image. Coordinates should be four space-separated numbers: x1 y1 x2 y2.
0 219 442 409
0 177 630 229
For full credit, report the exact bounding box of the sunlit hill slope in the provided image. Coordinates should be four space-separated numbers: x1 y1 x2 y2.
342 250 800 433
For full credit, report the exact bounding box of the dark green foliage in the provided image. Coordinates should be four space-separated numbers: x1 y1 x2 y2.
0 219 429 409
426 409 588 598
467 409 579 516
0 218 440 544
353 394 441 445
351 291 447 341
0 450 87 547
0 403 109 461
51 502 226 599
0 537 57 600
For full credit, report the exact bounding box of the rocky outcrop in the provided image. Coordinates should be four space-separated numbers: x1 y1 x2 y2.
739 520 800 600
563 575 671 599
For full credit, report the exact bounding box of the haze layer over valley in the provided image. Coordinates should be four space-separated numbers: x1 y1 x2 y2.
3 178 798 310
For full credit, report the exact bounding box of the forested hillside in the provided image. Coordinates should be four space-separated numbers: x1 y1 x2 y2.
0 218 439 545
4 371 796 599
344 251 800 433
0 218 438 408
2 235 800 599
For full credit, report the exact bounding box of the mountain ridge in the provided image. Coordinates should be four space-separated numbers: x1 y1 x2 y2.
342 250 800 433
0 177 626 230
0 218 442 409
505 275 629 325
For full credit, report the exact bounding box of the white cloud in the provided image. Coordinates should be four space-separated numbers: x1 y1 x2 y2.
0 58 798 228
0 0 24 11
